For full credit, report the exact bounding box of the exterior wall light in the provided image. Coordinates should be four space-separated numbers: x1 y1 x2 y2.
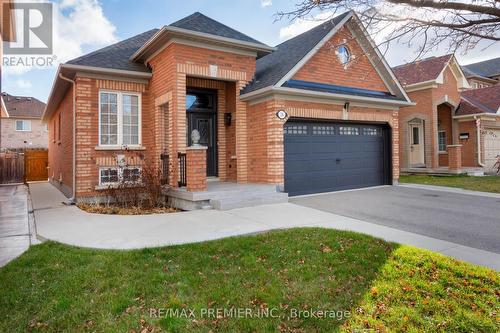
224 112 232 126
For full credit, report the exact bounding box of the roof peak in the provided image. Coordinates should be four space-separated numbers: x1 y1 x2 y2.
276 11 352 47
168 11 266 46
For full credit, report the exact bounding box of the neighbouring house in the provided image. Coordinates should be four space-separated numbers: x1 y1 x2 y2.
455 85 500 173
42 11 412 206
394 54 500 174
1 93 48 149
393 54 473 171
462 57 500 89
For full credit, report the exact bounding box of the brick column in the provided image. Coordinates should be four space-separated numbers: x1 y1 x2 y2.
186 146 207 192
447 145 462 173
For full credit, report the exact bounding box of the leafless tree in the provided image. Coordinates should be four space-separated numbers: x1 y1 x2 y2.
277 1 500 59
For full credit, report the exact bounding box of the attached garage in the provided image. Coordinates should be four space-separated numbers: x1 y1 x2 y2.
484 128 500 174
284 120 391 196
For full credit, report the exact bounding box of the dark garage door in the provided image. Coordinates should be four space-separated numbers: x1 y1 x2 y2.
284 120 391 196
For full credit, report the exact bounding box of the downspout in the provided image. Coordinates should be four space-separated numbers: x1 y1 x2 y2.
473 116 485 167
58 73 77 203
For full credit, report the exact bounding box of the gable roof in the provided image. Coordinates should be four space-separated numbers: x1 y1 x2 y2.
462 57 500 79
456 85 500 116
131 12 273 62
241 12 411 105
392 54 453 86
169 12 264 45
242 11 351 94
67 29 159 73
1 92 46 119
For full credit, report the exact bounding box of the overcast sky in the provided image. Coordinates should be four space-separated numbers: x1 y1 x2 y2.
2 0 500 102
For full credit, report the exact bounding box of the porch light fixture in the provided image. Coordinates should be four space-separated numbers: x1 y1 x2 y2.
276 110 288 120
224 112 232 126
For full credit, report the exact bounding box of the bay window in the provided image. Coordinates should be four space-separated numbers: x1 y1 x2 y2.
99 91 141 147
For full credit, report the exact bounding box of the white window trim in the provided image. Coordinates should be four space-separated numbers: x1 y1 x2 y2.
98 90 142 148
438 130 447 153
15 120 31 132
98 166 142 186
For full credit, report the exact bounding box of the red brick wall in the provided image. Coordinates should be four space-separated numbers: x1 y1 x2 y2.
293 26 389 92
398 66 462 169
48 88 74 197
147 43 256 185
458 120 478 167
247 99 400 185
398 89 434 168
437 104 453 166
73 77 152 198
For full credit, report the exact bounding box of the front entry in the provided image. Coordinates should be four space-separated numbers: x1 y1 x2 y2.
409 122 425 167
186 89 218 177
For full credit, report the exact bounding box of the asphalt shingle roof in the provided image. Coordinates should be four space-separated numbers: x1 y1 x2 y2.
66 29 159 72
462 57 500 79
169 12 266 45
392 54 453 86
242 11 351 94
1 93 46 119
455 85 500 116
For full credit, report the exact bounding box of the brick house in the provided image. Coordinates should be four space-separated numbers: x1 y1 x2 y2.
462 57 500 89
455 86 500 173
394 55 500 173
1 93 48 149
43 11 412 206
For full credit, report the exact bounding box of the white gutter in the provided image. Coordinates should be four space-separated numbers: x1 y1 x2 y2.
58 73 77 203
61 64 153 79
453 112 498 119
473 115 486 167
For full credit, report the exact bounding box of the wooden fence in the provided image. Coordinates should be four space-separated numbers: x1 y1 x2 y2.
0 149 48 184
0 152 25 184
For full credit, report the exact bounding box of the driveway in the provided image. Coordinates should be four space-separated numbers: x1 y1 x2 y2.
0 185 35 267
291 185 500 254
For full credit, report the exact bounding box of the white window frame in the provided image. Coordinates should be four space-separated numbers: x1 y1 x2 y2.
98 166 142 186
98 90 142 147
438 130 447 153
99 167 119 186
15 120 31 132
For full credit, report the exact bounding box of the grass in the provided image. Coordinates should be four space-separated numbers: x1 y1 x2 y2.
400 174 500 193
0 229 498 332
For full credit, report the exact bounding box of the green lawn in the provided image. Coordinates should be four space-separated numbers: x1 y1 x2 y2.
400 174 500 193
0 229 498 332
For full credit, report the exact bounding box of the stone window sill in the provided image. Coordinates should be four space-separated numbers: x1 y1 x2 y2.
438 151 448 155
94 145 146 151
94 182 144 191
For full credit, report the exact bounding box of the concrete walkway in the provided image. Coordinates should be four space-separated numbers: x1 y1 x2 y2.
30 182 500 271
0 184 37 267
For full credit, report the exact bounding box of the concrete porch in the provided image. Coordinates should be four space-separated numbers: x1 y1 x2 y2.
167 180 288 211
401 167 485 176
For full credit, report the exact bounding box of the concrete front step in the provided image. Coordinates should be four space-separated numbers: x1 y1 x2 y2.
167 181 289 211
210 192 289 210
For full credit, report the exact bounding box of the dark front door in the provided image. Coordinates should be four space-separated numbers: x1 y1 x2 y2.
186 89 218 177
284 120 391 196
